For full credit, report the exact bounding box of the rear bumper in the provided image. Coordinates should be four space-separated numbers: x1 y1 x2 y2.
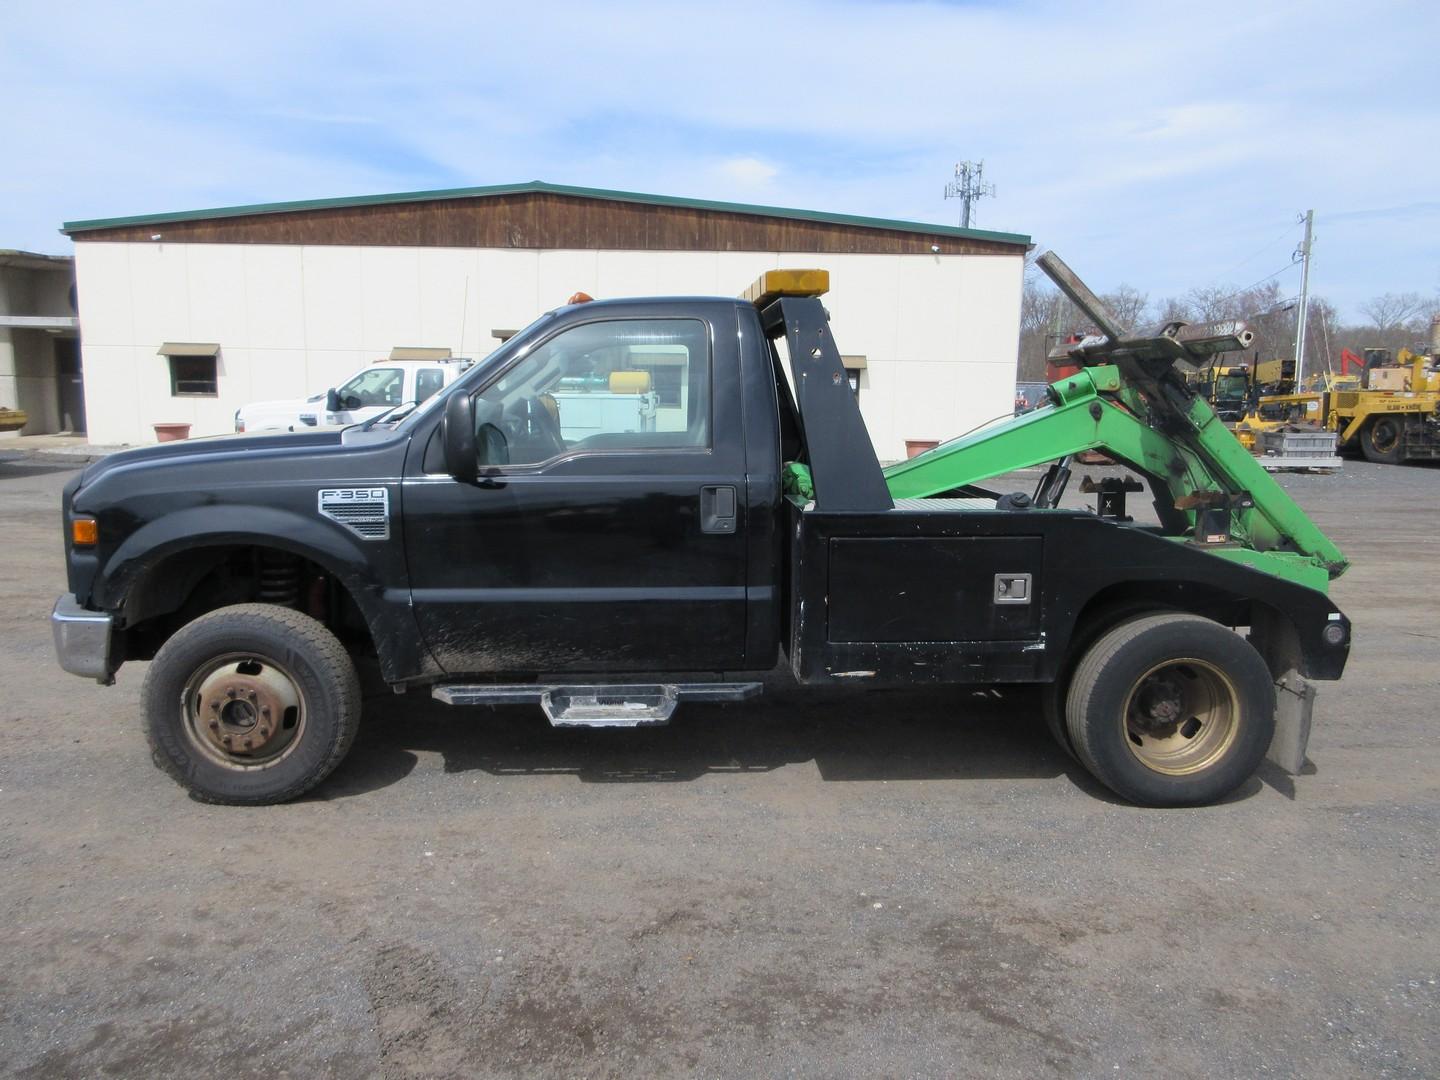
52 594 115 683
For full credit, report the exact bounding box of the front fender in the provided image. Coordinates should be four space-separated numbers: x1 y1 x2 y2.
97 504 432 681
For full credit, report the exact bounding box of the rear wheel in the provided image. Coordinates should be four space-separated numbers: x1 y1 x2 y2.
1360 416 1406 464
1044 602 1172 761
142 604 360 804
1065 614 1274 807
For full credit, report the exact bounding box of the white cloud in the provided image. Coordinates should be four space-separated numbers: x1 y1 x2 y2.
715 156 778 187
3 0 1437 317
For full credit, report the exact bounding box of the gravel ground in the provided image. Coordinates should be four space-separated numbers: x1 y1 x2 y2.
0 454 1436 1078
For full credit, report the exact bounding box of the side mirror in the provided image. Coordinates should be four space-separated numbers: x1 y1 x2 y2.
325 388 340 413
442 391 478 482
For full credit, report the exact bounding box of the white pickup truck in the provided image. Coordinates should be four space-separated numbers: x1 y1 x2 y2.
235 358 472 433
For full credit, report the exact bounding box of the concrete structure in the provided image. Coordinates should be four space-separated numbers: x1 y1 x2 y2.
62 182 1030 457
0 251 83 438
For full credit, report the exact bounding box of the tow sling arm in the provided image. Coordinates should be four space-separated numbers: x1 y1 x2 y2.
882 253 1348 591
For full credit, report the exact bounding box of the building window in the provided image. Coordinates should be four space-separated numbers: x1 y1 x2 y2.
158 343 221 397
169 355 218 396
842 355 866 398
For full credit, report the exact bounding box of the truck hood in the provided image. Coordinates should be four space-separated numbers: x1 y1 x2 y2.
78 429 346 491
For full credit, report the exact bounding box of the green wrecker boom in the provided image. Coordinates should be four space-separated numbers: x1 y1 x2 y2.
883 253 1348 593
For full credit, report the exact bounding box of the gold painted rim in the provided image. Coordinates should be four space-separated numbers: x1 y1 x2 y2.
1122 658 1240 776
1370 417 1402 453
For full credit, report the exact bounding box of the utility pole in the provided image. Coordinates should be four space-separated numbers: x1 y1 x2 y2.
1293 209 1314 387
944 161 996 229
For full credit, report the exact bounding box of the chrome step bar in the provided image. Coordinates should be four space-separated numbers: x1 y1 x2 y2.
431 682 762 728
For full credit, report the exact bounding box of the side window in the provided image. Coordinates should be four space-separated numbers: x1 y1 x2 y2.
337 367 404 408
415 368 445 403
476 318 710 467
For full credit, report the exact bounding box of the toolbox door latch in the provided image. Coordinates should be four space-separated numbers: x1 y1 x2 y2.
994 573 1032 605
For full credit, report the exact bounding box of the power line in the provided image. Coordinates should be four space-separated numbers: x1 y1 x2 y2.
1213 221 1303 281
1205 258 1302 309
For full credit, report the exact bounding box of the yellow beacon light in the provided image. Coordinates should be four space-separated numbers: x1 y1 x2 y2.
742 269 830 308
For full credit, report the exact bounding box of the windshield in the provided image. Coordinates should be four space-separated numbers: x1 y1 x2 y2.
1215 373 1248 399
396 311 558 429
337 367 404 408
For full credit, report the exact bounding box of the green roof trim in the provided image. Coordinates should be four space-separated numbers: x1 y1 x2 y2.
60 179 1030 246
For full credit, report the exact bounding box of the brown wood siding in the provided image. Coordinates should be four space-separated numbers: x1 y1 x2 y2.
74 193 1023 256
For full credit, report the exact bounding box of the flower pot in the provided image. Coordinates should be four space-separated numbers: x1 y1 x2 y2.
153 423 192 442
905 439 940 459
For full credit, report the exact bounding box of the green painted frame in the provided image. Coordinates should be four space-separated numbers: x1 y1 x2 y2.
883 366 1348 590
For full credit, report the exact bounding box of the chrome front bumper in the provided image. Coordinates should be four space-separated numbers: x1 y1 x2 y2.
52 594 115 683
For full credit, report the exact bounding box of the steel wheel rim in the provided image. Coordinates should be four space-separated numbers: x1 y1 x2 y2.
1371 418 1401 453
1122 658 1240 776
180 652 307 770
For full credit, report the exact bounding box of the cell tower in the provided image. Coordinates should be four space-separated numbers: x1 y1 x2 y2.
944 160 995 229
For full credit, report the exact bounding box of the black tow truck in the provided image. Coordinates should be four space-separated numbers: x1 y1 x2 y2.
52 261 1351 806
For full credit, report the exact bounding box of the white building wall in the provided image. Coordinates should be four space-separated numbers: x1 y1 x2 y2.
73 241 1023 458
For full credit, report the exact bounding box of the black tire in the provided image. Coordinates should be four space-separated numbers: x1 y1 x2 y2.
1041 684 1076 761
1064 613 1274 807
1044 602 1173 762
1360 416 1406 464
142 603 360 805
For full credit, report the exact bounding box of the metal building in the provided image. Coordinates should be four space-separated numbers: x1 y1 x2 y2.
61 182 1030 457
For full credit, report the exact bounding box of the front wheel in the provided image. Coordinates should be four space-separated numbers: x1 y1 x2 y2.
142 604 361 804
1064 614 1275 807
1360 416 1406 464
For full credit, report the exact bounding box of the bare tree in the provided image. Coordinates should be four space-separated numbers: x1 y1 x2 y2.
1010 264 1365 385
1184 285 1249 325
1360 292 1428 333
1016 280 1062 382
1303 297 1339 373
1101 285 1149 333
1234 281 1293 359
1154 296 1192 324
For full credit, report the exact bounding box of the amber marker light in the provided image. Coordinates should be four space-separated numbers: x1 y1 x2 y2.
72 517 98 546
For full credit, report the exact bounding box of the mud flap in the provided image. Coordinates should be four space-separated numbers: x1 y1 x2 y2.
1266 671 1315 775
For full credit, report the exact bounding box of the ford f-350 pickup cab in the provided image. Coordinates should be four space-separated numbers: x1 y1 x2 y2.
52 260 1351 807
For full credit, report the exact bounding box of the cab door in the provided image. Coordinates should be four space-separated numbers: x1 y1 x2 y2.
401 305 749 674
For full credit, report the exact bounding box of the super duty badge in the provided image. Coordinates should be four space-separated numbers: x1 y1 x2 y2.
318 488 390 540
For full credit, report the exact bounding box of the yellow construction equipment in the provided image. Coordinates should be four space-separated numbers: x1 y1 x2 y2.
1235 317 1440 464
1187 363 1253 422
1328 343 1440 463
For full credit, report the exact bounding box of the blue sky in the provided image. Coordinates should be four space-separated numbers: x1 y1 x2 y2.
5 0 1436 321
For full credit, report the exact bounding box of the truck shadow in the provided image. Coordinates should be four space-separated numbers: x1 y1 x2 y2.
0 457 84 479
318 680 1136 803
